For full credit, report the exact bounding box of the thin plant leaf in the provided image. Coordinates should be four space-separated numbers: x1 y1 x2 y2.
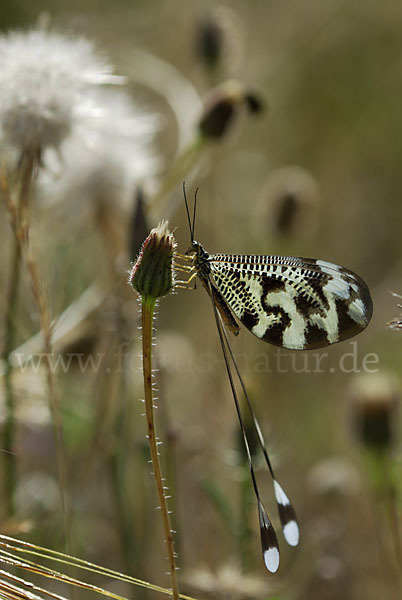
0 536 197 600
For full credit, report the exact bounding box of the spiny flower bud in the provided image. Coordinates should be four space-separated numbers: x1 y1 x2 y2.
129 220 176 299
198 81 264 140
349 373 399 450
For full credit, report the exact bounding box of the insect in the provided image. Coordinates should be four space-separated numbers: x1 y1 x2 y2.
176 185 373 573
183 237 372 351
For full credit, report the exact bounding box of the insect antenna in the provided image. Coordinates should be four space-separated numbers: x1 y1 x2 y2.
182 181 199 245
182 181 194 244
205 277 280 573
220 322 300 548
192 187 198 241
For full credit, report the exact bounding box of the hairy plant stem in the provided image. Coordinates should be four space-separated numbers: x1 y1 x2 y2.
1 157 72 550
141 296 179 600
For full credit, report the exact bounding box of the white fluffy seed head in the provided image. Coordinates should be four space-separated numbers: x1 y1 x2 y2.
0 29 119 152
38 86 160 221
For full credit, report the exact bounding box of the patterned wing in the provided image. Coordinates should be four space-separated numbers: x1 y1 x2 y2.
208 254 373 350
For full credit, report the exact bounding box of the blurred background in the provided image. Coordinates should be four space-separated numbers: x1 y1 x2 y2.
0 1 401 599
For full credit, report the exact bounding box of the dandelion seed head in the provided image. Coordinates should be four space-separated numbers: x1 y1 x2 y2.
38 87 160 223
0 29 118 152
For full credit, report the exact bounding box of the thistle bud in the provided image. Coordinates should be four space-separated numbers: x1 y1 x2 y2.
349 374 399 450
198 81 264 140
129 220 175 299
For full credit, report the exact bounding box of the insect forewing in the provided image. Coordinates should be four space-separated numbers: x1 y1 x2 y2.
208 254 373 350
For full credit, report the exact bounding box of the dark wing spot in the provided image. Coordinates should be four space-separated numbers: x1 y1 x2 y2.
306 277 330 310
261 276 286 296
241 310 259 330
294 291 316 316
304 323 329 350
261 307 290 347
336 298 364 341
355 284 373 325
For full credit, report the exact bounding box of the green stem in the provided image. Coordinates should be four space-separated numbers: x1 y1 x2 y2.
2 239 21 516
149 136 206 217
108 449 137 573
26 252 73 549
141 296 179 600
1 154 72 552
379 453 402 573
1 150 37 517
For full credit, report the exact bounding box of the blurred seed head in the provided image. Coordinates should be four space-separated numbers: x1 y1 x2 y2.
255 166 320 238
0 29 121 156
315 555 344 581
348 373 399 450
308 456 361 497
196 15 223 69
157 330 196 373
129 220 176 299
243 92 264 115
195 7 244 75
183 562 271 599
0 368 50 426
38 87 160 223
198 81 265 140
16 471 59 516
